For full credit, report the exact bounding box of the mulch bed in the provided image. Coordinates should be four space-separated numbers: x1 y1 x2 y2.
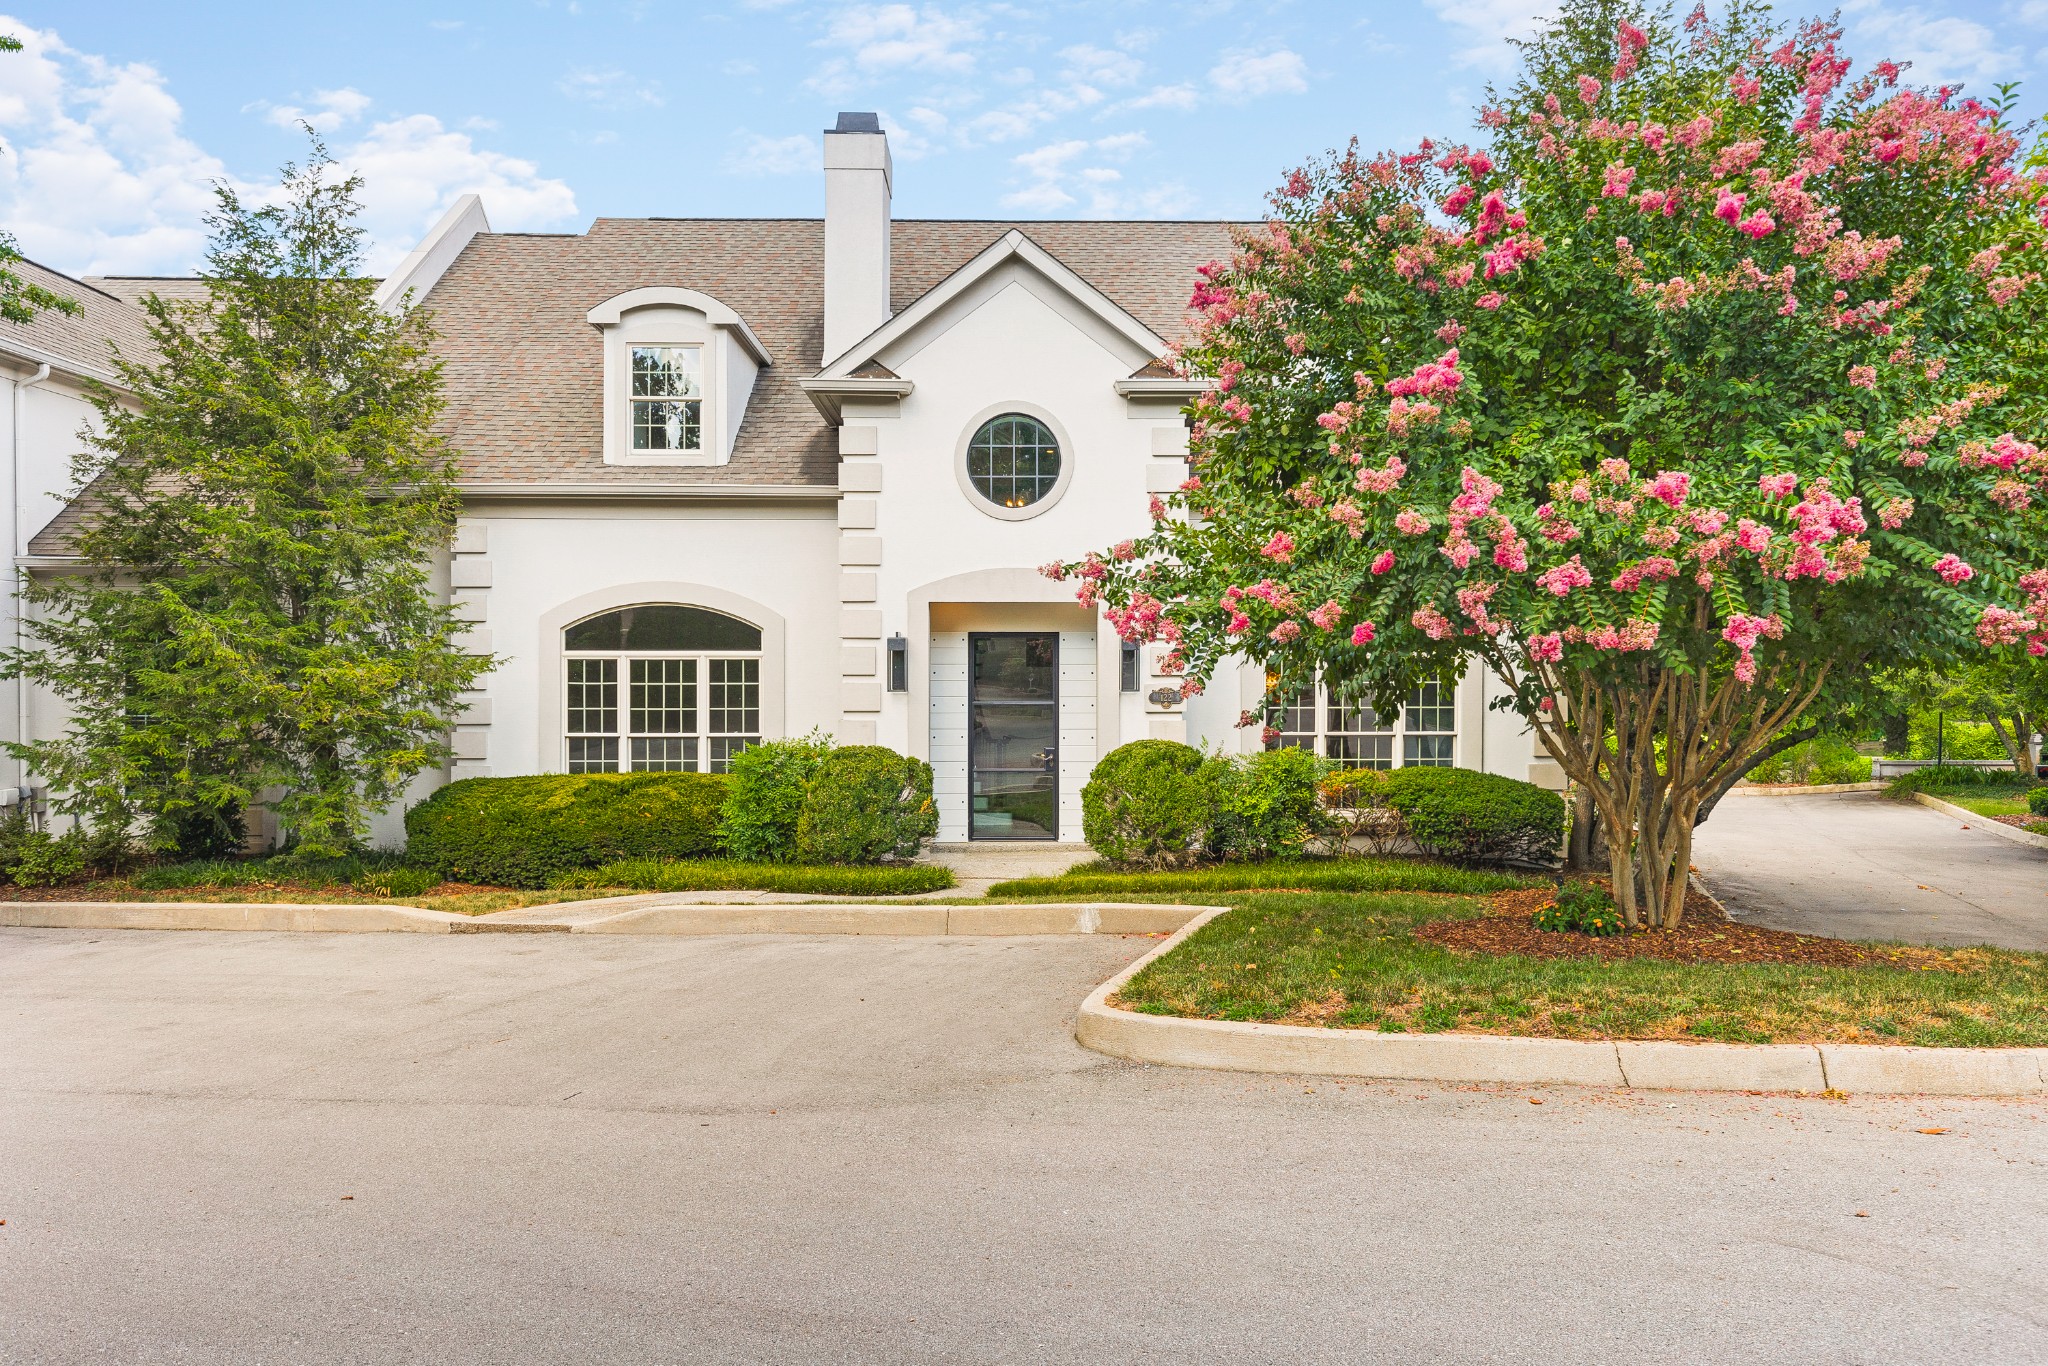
1991 815 2047 833
1416 884 1958 970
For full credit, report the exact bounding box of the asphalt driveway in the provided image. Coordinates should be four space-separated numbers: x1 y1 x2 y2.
3 927 2045 1364
1694 792 2048 950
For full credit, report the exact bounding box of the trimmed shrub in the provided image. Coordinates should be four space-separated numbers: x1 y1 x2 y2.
718 731 834 863
2028 786 2048 817
1206 746 1331 861
551 858 953 895
794 746 936 864
1081 740 1214 868
405 773 728 887
1379 766 1566 867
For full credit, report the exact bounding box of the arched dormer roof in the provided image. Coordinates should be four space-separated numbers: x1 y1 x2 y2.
585 287 773 366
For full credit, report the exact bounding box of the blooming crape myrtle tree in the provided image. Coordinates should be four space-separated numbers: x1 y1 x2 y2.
1047 0 2048 929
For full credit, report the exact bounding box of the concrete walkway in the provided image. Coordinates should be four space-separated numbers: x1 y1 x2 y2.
917 840 1094 896
4 927 2044 1362
1694 791 2048 950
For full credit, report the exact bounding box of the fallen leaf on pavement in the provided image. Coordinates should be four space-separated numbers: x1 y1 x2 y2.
1917 1127 1948 1135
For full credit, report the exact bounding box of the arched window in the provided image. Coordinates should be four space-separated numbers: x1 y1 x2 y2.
965 413 1062 510
563 605 763 773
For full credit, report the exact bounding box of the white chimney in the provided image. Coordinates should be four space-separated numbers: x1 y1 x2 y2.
823 112 892 365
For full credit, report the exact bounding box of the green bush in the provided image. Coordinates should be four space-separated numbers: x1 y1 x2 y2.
1532 884 1624 936
551 858 953 896
1206 746 1331 861
2031 787 2048 817
1906 714 2006 762
1378 766 1566 867
9 827 88 887
353 865 443 898
718 731 834 863
1080 740 1215 868
1745 733 1870 785
794 747 936 864
404 773 729 887
1885 765 2031 796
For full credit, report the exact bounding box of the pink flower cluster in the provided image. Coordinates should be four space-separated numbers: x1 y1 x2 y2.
1351 621 1377 646
1527 632 1564 664
1355 455 1409 494
1535 555 1594 597
1104 593 1167 643
1308 600 1344 631
1722 612 1786 684
1642 470 1691 508
1260 531 1295 563
1934 554 1974 585
1609 557 1679 592
1758 472 1799 499
1563 619 1660 653
1784 480 1868 582
1383 349 1465 400
1411 605 1455 640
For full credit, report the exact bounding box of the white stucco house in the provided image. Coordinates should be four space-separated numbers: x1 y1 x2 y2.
7 113 1549 847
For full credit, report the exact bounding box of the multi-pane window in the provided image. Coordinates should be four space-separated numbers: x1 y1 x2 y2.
564 605 761 773
1269 676 1457 769
966 413 1061 510
1402 677 1456 767
630 346 703 452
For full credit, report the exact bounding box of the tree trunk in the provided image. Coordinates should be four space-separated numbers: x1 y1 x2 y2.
1881 711 1909 758
1985 713 2029 776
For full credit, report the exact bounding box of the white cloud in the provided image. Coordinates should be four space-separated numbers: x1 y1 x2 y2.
1207 47 1309 99
260 86 372 133
814 4 982 78
723 130 818 176
1840 2 2017 89
1116 82 1199 112
1059 42 1144 89
1000 130 1188 216
557 67 664 108
339 114 579 272
1423 0 1555 70
0 19 578 277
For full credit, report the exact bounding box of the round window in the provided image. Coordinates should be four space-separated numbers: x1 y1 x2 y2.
965 414 1062 511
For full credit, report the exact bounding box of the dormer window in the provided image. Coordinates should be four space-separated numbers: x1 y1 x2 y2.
588 287 772 468
631 346 703 452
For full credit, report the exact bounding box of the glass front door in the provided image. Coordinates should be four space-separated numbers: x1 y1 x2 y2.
968 633 1058 840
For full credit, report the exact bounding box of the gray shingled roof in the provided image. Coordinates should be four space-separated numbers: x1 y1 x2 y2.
29 217 1242 552
0 259 157 381
425 217 1239 489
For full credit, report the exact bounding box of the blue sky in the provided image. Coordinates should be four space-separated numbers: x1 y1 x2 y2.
2 1 2042 278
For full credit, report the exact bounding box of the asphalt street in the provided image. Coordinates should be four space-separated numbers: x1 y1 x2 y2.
1695 791 2048 950
3 927 2044 1364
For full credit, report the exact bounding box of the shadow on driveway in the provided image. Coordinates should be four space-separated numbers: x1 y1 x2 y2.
1693 791 2048 951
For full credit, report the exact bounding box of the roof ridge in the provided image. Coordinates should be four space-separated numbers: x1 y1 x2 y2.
18 259 133 307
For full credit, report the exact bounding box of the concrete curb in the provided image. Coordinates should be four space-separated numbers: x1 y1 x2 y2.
1910 792 2048 853
572 901 1212 936
1 898 1213 938
1074 906 2048 1096
0 901 468 934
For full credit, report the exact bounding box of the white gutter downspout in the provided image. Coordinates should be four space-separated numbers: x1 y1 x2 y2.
11 362 49 801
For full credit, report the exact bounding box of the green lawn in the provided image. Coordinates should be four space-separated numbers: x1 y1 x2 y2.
985 857 1541 900
1113 892 2048 1047
1915 791 2036 819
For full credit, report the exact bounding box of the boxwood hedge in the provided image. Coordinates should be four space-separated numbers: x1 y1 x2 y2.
404 772 729 887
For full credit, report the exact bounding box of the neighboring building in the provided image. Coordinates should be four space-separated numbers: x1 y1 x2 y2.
15 113 1551 847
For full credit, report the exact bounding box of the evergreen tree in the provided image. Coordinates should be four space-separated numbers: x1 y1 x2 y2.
4 142 489 857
